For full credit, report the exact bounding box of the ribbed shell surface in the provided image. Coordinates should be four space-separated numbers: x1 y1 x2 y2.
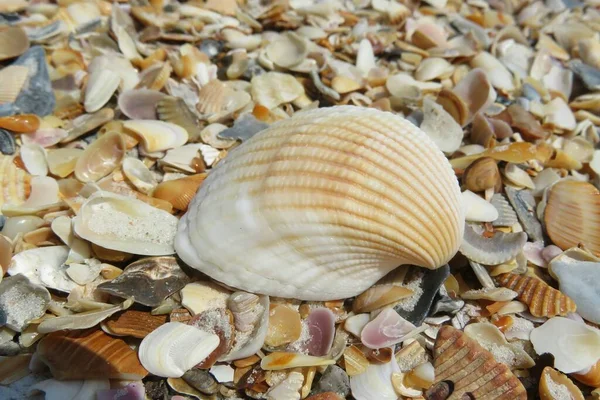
175 106 464 300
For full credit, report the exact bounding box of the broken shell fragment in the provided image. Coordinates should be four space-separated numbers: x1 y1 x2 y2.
97 256 189 307
419 97 463 154
260 352 335 371
118 89 166 120
353 285 413 314
84 69 120 113
251 72 305 109
306 308 336 356
175 106 464 301
0 115 40 133
531 317 600 374
74 131 125 183
37 328 148 380
497 273 576 318
221 293 269 361
122 157 157 195
73 191 179 256
7 245 76 292
124 120 188 152
104 310 167 339
462 157 501 193
139 322 220 378
426 325 526 399
361 308 416 349
539 367 584 400
544 181 600 256
350 352 399 400
0 26 29 61
461 190 498 222
265 304 302 347
0 274 50 332
460 224 527 265
153 174 207 211
0 66 28 105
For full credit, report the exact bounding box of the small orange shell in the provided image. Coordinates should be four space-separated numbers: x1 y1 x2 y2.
0 114 41 133
152 173 207 211
426 325 526 400
496 273 576 317
539 367 584 400
545 181 600 255
572 359 600 387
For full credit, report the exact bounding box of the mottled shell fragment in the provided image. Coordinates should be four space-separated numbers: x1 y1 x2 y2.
175 106 464 300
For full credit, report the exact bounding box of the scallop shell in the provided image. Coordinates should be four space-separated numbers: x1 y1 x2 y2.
0 26 29 61
37 328 148 380
425 325 526 400
175 106 464 301
138 322 220 378
73 191 179 256
496 273 576 317
539 367 584 400
123 120 188 152
545 181 600 255
196 79 251 121
0 66 28 104
153 174 207 211
0 155 31 209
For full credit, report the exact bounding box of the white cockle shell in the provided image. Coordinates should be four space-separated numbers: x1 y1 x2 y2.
176 106 464 300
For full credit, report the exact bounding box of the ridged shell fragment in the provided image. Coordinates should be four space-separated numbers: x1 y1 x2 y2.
138 322 220 378
425 325 526 400
531 317 600 374
0 155 30 210
496 273 576 317
74 132 125 183
153 174 206 211
37 328 148 380
460 224 527 265
123 120 188 152
175 106 464 300
73 191 179 256
0 66 28 105
544 180 600 255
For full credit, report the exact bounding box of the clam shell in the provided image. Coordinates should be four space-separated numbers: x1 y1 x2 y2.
496 273 576 317
0 66 28 105
544 180 600 255
74 131 126 183
84 69 120 113
138 322 220 378
266 32 308 69
122 157 157 195
37 328 148 380
118 89 166 120
531 317 600 374
426 325 526 400
251 72 305 109
73 191 179 256
539 367 584 400
0 274 50 332
175 106 464 301
0 46 55 117
0 26 29 61
123 120 188 152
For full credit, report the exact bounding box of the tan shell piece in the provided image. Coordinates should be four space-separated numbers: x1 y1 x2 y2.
425 325 527 400
545 180 600 256
74 131 126 183
0 155 31 210
0 26 29 61
496 273 576 317
175 106 464 300
572 359 600 387
37 329 148 380
104 310 167 339
352 284 413 313
539 367 584 400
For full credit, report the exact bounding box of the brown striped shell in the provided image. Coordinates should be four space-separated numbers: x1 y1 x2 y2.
496 273 576 317
425 325 527 400
175 106 464 300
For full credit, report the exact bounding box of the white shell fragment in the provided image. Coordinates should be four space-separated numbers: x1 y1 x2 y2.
464 323 535 369
139 322 220 378
0 274 50 332
461 190 498 222
531 317 600 373
123 120 189 152
420 97 463 154
266 371 304 400
460 224 527 265
176 106 464 300
350 351 399 400
8 246 77 292
74 192 179 256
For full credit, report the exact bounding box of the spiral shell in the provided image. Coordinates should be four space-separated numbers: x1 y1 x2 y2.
496 273 576 317
176 106 464 300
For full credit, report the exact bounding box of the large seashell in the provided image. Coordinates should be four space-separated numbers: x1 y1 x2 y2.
0 274 50 332
74 191 179 256
539 367 584 400
123 120 188 152
97 256 189 307
175 106 464 300
74 132 126 183
549 248 600 324
37 328 148 380
153 174 206 211
425 325 526 400
544 181 600 255
0 47 55 117
139 322 220 378
496 273 576 317
251 72 305 110
531 317 600 374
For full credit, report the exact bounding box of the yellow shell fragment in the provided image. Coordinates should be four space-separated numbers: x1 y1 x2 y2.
176 106 464 300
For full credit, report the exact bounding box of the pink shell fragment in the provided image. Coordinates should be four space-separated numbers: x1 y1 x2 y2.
361 308 415 349
21 128 68 148
523 241 545 267
542 245 563 264
96 382 145 400
118 89 166 120
306 308 336 356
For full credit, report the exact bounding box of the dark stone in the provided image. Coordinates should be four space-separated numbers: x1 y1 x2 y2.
310 365 350 398
144 379 169 400
182 369 218 395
